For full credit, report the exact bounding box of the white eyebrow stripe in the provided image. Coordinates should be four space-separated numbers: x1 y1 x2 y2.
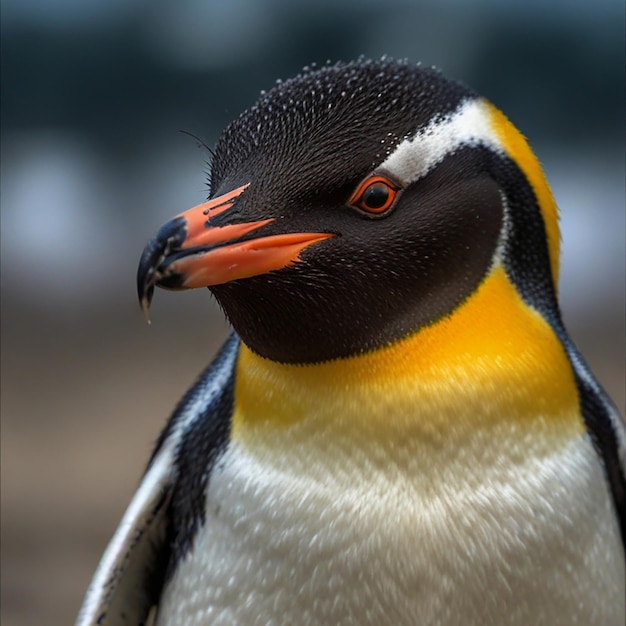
381 98 503 184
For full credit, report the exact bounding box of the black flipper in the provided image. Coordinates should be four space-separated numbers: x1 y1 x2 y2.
567 343 626 544
75 334 240 626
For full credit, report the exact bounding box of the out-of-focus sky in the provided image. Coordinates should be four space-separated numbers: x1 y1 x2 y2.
2 1 624 625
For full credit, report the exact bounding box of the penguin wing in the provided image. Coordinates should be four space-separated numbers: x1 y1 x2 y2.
75 334 240 626
569 346 626 543
74 440 173 626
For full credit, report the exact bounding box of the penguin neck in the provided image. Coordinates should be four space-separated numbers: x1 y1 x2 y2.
231 264 583 446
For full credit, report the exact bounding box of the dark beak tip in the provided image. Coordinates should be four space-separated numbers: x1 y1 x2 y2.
136 215 187 322
139 285 154 324
137 253 153 307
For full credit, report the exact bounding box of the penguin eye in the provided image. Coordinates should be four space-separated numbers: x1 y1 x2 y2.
348 174 401 215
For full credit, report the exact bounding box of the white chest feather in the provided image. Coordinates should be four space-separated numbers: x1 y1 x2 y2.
157 428 624 626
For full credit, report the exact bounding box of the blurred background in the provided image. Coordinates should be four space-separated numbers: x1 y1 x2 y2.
2 1 624 624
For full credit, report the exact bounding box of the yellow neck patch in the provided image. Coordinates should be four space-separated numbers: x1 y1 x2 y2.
232 265 581 446
487 103 561 286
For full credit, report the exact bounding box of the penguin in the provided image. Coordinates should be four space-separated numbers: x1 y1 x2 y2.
76 58 625 626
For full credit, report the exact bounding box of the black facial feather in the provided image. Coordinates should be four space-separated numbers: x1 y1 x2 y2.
200 60 509 363
213 152 503 362
201 60 508 363
210 59 474 200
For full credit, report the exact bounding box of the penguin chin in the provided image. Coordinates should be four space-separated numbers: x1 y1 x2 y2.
209 274 431 364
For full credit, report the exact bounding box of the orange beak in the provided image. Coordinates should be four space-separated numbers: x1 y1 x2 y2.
137 184 333 320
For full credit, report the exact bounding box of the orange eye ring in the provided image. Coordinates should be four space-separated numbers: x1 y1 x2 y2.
348 174 401 215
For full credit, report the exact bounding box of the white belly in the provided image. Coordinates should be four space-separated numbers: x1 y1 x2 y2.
157 433 625 626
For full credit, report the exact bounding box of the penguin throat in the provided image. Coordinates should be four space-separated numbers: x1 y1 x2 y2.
231 265 582 439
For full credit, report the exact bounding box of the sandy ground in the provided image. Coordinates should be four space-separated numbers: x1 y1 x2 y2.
2 291 624 626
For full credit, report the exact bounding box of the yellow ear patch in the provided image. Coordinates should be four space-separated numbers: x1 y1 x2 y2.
487 103 561 287
232 265 581 442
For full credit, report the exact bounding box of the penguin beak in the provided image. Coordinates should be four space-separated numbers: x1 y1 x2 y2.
137 184 333 319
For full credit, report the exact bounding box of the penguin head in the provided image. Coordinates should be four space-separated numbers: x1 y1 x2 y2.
138 58 561 364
